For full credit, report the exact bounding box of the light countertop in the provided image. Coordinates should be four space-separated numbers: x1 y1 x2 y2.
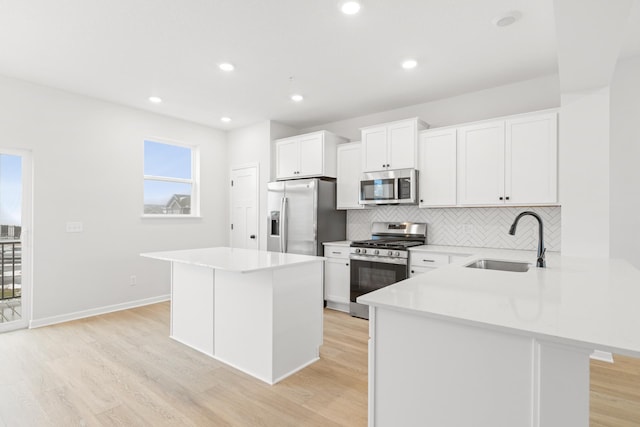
141 247 324 273
358 248 640 357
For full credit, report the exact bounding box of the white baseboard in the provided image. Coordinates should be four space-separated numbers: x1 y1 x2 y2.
29 294 170 329
590 350 614 363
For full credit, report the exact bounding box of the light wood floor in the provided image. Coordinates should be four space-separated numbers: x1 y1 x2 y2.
0 302 638 426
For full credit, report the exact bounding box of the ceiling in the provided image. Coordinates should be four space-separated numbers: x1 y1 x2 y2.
0 1 637 131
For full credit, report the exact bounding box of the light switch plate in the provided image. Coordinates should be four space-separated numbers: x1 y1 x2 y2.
66 221 83 233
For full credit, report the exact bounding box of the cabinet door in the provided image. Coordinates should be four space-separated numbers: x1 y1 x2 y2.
418 129 457 207
388 120 416 169
324 257 350 304
276 138 299 179
505 113 557 204
362 126 388 172
457 121 505 205
337 142 364 209
298 133 324 177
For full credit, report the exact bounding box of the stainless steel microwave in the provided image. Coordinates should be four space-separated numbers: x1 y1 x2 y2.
359 169 418 205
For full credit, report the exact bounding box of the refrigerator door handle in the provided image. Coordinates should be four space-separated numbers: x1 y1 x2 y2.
280 197 288 253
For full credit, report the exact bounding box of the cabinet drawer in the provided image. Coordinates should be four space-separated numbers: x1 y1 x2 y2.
449 254 472 264
324 246 350 259
411 253 449 267
410 266 437 277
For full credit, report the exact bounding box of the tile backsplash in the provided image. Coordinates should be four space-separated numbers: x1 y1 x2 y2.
347 206 561 252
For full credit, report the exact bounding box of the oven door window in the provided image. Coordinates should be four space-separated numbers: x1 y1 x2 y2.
361 178 395 201
350 258 407 302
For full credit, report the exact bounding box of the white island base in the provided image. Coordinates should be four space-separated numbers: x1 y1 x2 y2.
369 307 590 427
143 248 323 385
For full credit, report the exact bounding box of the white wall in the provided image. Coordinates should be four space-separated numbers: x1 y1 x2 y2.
0 75 229 322
302 74 560 140
610 56 640 269
558 88 611 258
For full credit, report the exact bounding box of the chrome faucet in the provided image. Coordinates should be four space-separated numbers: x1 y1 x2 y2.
509 211 546 268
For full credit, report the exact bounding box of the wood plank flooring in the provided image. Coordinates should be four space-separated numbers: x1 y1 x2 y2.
0 302 638 426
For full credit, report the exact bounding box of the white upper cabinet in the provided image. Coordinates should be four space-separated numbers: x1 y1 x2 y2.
337 142 366 210
275 131 348 180
418 128 457 207
457 121 506 205
457 112 558 206
361 118 428 172
505 113 558 205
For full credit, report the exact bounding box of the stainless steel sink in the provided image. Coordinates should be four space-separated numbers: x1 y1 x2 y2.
465 259 531 272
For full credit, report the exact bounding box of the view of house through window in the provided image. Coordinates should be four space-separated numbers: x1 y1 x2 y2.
143 140 197 215
0 153 22 322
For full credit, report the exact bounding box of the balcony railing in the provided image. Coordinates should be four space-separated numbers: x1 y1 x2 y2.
1 240 21 301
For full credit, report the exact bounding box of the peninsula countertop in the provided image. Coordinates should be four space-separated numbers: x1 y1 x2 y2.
141 247 325 273
359 248 640 358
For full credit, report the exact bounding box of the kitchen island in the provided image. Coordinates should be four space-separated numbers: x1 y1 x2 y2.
358 248 640 427
141 247 324 385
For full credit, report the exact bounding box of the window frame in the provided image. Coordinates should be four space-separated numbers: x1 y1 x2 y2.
142 137 200 218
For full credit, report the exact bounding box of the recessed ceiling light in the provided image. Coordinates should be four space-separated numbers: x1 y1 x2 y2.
341 1 361 15
492 11 522 27
401 59 418 70
148 96 162 103
291 94 304 102
219 63 235 72
221 117 231 123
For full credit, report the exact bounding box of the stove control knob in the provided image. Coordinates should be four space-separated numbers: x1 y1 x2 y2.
362 249 367 254
355 248 361 254
387 250 393 256
373 249 379 255
394 251 401 257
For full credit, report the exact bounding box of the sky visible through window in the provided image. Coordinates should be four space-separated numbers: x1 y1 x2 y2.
144 141 192 212
0 154 22 226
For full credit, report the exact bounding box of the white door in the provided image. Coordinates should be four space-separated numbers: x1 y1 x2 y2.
275 138 299 179
297 134 324 177
418 129 457 207
505 113 558 205
387 120 416 169
0 149 31 333
337 142 364 209
362 126 388 172
230 164 259 249
457 121 505 205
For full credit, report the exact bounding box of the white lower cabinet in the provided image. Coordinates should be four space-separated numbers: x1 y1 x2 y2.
409 250 471 277
323 244 350 312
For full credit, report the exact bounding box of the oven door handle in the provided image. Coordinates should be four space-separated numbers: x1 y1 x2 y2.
349 254 408 265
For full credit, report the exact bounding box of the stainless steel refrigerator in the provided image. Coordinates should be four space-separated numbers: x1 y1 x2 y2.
267 178 346 256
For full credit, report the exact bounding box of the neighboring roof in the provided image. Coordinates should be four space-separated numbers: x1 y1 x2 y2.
166 194 191 209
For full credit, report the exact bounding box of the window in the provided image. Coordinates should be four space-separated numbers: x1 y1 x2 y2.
143 139 198 216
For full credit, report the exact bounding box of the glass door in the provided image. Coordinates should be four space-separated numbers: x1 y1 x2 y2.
0 150 31 332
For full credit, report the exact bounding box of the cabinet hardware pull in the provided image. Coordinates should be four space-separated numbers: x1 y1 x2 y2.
506 196 510 200
423 259 435 262
346 263 349 266
332 251 341 254
499 196 504 200
411 270 415 273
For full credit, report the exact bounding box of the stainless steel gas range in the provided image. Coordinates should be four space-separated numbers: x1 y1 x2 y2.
349 222 427 319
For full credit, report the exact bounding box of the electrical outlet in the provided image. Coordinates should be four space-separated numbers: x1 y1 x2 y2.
130 275 137 286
